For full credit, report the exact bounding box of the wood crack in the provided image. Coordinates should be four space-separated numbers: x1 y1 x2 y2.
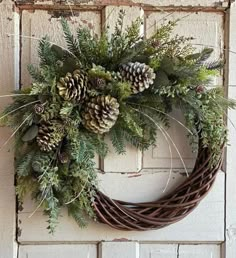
177 244 180 258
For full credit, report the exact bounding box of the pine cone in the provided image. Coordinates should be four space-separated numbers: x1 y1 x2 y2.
34 103 44 115
57 69 88 102
90 77 106 90
195 85 205 94
119 62 156 94
82 95 119 134
37 120 64 152
58 152 69 164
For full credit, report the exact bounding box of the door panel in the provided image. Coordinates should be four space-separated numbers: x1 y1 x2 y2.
0 1 18 257
19 245 97 258
21 9 101 86
140 244 221 258
17 4 225 257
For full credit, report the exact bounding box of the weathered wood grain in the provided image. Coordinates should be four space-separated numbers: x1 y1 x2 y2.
99 242 139 258
140 244 221 258
15 0 228 8
19 244 97 258
0 0 19 258
143 110 196 169
102 139 142 172
21 9 101 86
134 0 228 8
179 244 221 258
140 244 178 258
224 3 236 258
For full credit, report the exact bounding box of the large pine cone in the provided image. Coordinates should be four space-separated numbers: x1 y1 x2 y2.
37 120 64 152
119 62 156 94
57 70 88 102
82 95 119 134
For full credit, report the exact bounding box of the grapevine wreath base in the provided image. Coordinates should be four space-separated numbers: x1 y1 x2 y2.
94 142 223 230
1 12 234 233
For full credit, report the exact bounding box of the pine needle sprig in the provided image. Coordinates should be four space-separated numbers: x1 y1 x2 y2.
125 17 142 47
204 60 223 71
61 18 81 59
109 125 126 154
38 37 56 67
16 149 36 177
28 64 46 82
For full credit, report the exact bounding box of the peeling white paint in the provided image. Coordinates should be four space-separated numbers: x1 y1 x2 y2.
225 3 236 258
0 1 18 257
13 11 20 90
19 245 97 258
133 0 227 7
35 0 54 5
227 225 236 242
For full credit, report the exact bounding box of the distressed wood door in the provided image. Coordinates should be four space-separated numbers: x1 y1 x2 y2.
1 1 236 258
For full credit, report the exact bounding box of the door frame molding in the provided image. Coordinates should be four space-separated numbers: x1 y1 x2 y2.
224 2 236 258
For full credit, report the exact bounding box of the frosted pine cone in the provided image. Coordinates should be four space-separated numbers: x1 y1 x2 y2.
57 69 88 102
37 120 64 152
119 62 156 94
82 95 119 134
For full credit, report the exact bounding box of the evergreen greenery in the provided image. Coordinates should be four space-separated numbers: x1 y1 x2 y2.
1 11 235 233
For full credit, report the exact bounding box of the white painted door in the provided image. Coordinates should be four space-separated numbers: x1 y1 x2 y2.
1 1 236 258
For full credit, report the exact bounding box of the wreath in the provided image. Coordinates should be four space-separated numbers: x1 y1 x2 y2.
1 12 235 233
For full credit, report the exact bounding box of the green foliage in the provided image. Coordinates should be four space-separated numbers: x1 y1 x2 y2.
67 202 88 228
41 103 61 121
60 12 143 70
196 47 214 63
76 27 99 66
109 125 126 154
16 176 38 201
30 83 48 95
107 81 132 101
28 64 45 82
61 18 81 59
204 60 223 70
88 65 112 81
59 101 74 118
38 37 56 67
120 106 144 138
22 125 39 142
16 150 36 176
